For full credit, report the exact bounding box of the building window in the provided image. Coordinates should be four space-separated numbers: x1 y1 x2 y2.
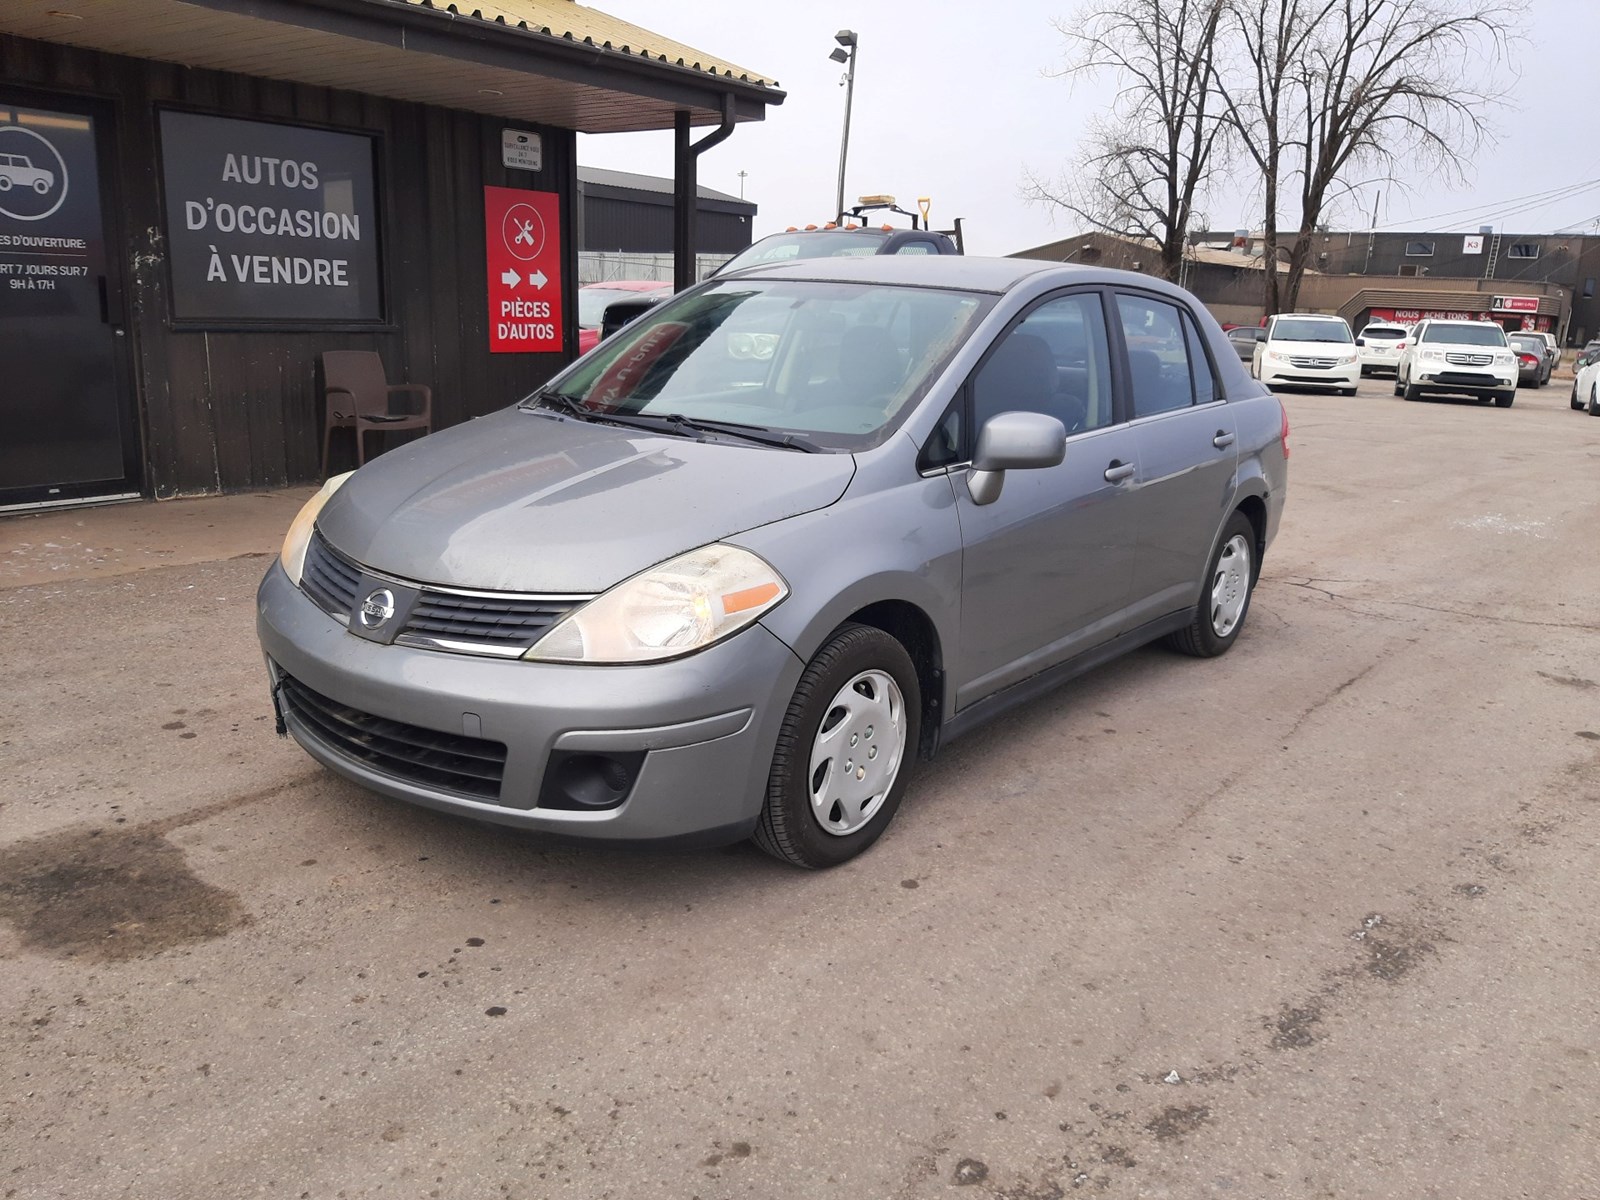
1584 278 1595 300
1404 241 1434 257
1507 243 1540 259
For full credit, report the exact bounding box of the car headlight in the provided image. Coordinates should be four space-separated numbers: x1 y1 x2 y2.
525 544 788 664
1494 352 1514 366
1337 352 1357 364
279 472 354 585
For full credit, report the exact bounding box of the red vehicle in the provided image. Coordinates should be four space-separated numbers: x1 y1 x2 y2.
577 280 672 354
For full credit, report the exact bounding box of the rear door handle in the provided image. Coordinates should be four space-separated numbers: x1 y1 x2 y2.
1104 460 1136 484
1212 431 1236 449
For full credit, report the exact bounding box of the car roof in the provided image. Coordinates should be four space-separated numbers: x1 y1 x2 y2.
715 254 1172 296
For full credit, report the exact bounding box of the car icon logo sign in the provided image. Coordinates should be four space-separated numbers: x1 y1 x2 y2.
358 588 396 629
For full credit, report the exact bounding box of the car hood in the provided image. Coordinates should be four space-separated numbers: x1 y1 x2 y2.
1267 338 1356 355
316 407 856 593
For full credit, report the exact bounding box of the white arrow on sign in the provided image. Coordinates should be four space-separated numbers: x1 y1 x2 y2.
529 269 548 289
500 268 521 288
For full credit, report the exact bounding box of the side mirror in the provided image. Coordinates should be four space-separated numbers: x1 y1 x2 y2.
967 411 1066 506
1354 337 1365 347
1255 329 1267 341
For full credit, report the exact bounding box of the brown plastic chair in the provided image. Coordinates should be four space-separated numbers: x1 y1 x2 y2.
321 351 433 475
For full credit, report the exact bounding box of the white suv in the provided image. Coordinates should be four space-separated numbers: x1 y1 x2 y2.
1356 322 1408 377
1251 313 1360 394
1394 320 1518 408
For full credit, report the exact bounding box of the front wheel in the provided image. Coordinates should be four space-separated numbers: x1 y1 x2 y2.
754 624 922 868
1166 511 1258 658
1493 391 1515 408
1403 378 1423 401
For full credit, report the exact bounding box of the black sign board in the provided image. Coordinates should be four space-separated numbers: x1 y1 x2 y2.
159 111 382 323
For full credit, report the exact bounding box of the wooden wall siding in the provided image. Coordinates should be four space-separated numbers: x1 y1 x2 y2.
1 33 578 495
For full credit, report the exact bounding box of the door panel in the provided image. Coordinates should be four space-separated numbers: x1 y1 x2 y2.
0 96 137 507
953 423 1142 709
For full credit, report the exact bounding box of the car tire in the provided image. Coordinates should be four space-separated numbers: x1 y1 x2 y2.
1403 379 1423 401
1338 386 1357 397
1165 511 1258 659
1493 391 1515 408
0 177 11 192
1573 384 1584 411
1589 386 1600 417
753 623 921 869
1393 373 1405 397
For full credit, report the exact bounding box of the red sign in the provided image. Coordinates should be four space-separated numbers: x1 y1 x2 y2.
1491 295 1539 313
1367 306 1482 324
484 185 562 353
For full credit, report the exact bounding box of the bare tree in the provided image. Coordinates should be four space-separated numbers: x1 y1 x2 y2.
1212 0 1334 315
1026 0 1228 282
1277 0 1520 309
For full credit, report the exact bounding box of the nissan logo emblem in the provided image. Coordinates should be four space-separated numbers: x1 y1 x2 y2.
358 587 396 629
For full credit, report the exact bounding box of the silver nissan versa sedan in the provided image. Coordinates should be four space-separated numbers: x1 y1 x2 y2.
258 257 1288 868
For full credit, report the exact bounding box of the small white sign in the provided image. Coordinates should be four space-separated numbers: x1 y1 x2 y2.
1463 235 1484 255
501 129 542 173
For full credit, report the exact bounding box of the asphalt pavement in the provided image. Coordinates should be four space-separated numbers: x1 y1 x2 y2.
2 375 1597 1199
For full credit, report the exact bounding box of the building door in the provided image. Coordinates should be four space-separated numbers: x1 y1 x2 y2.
0 96 139 509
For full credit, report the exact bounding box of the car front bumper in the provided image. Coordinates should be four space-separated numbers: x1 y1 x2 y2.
256 561 803 844
1410 366 1517 396
1258 359 1361 389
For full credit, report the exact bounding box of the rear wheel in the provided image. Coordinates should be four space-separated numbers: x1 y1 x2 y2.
1166 511 1258 659
1589 385 1600 417
754 624 921 868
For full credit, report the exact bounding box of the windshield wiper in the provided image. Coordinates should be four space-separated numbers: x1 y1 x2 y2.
520 389 593 419
657 414 821 453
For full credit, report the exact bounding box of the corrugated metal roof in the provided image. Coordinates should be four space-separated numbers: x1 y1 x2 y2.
579 166 748 207
402 1 778 87
0 0 782 133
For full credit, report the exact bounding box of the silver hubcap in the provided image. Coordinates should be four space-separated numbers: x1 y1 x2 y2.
1210 534 1251 638
808 669 906 837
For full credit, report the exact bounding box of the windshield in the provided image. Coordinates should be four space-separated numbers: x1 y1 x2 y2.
1272 318 1352 343
579 286 662 327
1420 323 1507 347
532 279 992 452
1362 326 1407 339
718 231 891 275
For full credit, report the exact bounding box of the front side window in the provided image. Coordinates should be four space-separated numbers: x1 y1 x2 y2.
540 279 990 452
1116 294 1195 417
972 291 1114 435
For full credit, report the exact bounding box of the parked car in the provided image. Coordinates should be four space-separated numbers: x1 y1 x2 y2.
1355 322 1408 377
1572 356 1600 414
1571 340 1600 382
577 280 672 354
1507 333 1550 387
1519 330 1559 377
1251 312 1360 394
1226 325 1265 362
1394 319 1518 406
715 199 963 277
258 257 1288 868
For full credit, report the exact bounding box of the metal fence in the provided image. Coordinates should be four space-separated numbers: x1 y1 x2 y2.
577 251 732 285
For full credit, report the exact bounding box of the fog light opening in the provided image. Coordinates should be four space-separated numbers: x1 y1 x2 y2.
538 751 645 811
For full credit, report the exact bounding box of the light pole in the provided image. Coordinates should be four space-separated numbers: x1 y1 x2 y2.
829 30 857 225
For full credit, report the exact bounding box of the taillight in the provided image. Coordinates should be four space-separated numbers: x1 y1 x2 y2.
1519 354 1538 367
1279 399 1290 460
1396 342 1406 350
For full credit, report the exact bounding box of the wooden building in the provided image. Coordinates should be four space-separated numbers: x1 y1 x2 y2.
0 0 782 508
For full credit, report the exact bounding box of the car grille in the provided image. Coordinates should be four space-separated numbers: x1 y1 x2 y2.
276 670 507 800
1287 356 1338 369
301 531 362 618
1446 351 1494 367
302 530 583 655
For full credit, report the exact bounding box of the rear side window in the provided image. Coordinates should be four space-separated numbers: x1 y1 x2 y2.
1181 312 1218 405
893 241 939 255
1116 294 1195 417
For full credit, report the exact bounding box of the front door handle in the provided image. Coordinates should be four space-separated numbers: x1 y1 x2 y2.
1104 460 1136 484
1212 431 1236 449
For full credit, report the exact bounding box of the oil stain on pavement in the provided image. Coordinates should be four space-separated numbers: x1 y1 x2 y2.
0 823 250 960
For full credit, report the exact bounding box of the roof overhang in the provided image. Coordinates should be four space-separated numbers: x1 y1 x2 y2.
0 0 784 133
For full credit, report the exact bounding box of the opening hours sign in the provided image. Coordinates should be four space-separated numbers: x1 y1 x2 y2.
484 185 561 353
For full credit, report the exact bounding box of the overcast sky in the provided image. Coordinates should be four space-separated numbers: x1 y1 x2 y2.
577 0 1598 257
